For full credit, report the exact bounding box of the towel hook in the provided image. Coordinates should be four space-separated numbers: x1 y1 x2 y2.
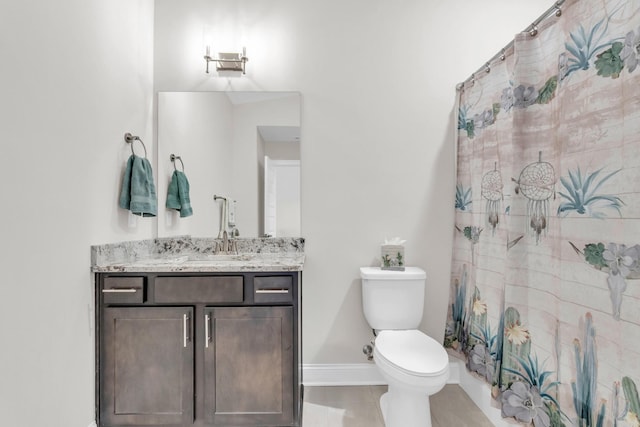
124 133 148 158
170 154 185 172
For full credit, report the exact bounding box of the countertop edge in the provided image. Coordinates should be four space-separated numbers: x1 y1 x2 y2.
91 236 305 273
92 264 304 273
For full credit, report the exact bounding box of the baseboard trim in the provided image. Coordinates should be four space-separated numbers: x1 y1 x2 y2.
303 363 386 386
447 356 461 384
302 359 461 387
88 422 97 427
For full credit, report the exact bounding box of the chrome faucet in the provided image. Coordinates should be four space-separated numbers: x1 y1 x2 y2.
214 194 240 239
213 195 239 253
215 230 237 254
222 230 228 251
214 194 228 238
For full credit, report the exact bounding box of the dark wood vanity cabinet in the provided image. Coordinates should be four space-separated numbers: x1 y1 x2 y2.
204 306 293 425
100 306 195 426
96 272 301 427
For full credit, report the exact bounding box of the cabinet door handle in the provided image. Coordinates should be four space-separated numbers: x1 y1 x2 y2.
255 288 289 294
183 314 190 348
204 314 211 348
102 288 137 293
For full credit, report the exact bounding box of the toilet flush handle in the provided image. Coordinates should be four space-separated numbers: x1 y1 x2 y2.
362 335 375 361
363 344 374 361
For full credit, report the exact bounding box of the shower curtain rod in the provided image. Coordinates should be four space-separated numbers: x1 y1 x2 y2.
457 0 565 89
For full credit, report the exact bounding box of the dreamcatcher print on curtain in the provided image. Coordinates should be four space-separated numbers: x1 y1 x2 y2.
445 0 640 425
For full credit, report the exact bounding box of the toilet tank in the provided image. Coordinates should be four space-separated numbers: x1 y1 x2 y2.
360 267 426 330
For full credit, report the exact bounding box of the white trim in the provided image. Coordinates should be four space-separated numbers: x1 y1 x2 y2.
303 363 386 386
270 159 300 167
447 356 461 383
87 422 97 427
302 359 462 387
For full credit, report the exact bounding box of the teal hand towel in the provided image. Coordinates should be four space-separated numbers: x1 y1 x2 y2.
166 170 193 218
119 154 158 217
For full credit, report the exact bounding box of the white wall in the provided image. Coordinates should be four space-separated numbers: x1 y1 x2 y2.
154 0 550 365
273 161 301 237
265 140 300 160
0 1 154 426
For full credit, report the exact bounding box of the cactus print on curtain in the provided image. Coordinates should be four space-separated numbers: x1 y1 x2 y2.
446 0 640 425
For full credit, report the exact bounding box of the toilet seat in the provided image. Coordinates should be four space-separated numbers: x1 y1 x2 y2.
375 330 448 377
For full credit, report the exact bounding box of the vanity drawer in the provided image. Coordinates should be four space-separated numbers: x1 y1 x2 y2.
253 276 293 303
155 276 244 303
102 277 145 304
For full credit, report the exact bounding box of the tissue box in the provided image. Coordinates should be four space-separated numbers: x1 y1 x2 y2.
381 244 405 271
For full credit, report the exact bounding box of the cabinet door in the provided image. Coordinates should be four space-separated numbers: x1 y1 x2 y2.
100 307 194 426
204 306 293 426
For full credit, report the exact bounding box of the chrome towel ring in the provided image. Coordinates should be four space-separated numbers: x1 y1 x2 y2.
124 132 148 158
170 154 185 172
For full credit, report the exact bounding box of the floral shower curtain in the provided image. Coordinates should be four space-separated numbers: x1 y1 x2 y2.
445 0 640 425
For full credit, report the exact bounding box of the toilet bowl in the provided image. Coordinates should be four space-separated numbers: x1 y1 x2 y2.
374 330 449 427
360 267 450 427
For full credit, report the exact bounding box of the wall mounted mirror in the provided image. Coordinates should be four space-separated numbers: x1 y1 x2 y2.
157 91 301 238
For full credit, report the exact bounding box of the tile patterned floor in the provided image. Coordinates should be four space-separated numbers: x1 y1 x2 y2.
302 384 494 427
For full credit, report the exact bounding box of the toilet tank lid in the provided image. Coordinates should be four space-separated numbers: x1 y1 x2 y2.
360 266 426 280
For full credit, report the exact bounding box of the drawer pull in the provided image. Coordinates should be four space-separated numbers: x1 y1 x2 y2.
204 314 211 348
183 314 190 348
256 288 289 294
102 288 137 293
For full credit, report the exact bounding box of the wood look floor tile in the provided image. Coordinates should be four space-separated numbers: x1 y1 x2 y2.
431 385 494 427
302 384 494 427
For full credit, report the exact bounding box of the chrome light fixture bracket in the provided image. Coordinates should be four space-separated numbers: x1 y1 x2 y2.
204 47 248 74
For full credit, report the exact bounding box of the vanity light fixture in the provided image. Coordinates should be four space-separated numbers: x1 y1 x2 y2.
204 46 248 74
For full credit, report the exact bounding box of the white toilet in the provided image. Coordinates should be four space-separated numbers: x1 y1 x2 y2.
360 266 449 427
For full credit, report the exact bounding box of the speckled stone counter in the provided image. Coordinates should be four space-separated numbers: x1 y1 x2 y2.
91 236 305 273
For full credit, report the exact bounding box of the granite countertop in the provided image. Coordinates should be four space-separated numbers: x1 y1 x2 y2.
91 236 305 273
